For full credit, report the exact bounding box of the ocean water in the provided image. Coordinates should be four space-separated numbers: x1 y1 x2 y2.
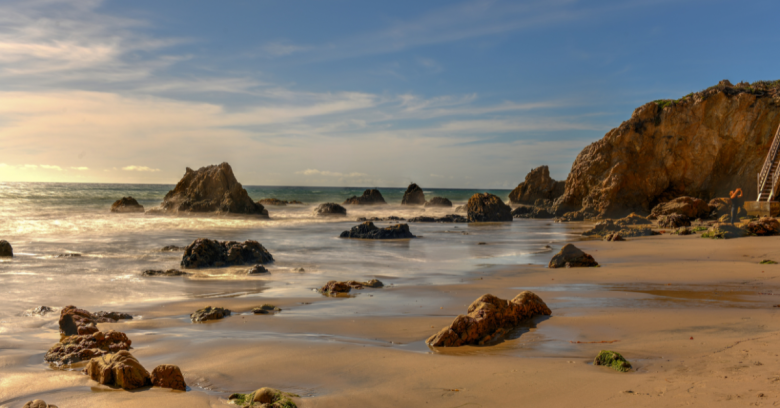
0 182 590 332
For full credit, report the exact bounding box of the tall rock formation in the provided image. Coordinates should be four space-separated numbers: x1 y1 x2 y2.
554 80 780 218
508 165 565 204
158 163 268 216
401 183 425 205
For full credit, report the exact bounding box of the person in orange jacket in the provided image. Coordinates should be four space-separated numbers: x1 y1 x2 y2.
729 188 744 225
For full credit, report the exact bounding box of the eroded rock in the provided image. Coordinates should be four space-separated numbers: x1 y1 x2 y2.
45 330 132 366
84 350 151 390
343 189 386 205
151 364 187 391
401 183 425 205
320 279 384 295
650 197 710 220
110 197 144 213
181 238 273 268
548 244 598 268
745 217 780 236
190 306 231 322
339 222 415 239
467 193 512 222
508 165 565 205
657 214 691 229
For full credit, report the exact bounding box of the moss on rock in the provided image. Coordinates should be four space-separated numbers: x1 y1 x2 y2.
593 350 632 372
228 387 299 407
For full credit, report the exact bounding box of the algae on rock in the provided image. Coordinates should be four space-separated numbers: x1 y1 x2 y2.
593 350 632 372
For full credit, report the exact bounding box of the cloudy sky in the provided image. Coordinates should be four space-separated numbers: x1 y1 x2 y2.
0 0 777 188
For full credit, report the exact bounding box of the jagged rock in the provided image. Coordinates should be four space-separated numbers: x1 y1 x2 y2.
454 205 467 213
508 166 565 205
356 216 406 222
343 189 387 205
424 197 453 207
594 350 632 372
160 245 185 252
314 203 347 216
228 387 299 408
708 198 732 217
45 330 132 366
582 220 620 236
93 311 132 321
84 350 151 390
650 197 710 220
555 210 585 222
467 193 512 222
548 244 598 268
59 305 99 336
29 306 54 316
553 81 780 217
0 240 11 257
158 163 268 216
427 292 551 347
151 364 187 391
246 264 268 274
142 269 188 277
180 238 273 268
258 198 287 206
339 222 415 239
23 400 58 408
701 223 746 239
745 217 780 236
401 183 425 205
190 306 231 322
110 197 144 213
603 233 625 241
657 214 691 229
615 213 652 226
253 304 281 314
408 214 467 223
511 206 533 217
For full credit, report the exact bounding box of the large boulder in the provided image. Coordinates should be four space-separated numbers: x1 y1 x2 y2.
0 240 12 257
508 165 565 205
424 197 453 207
657 214 691 229
467 193 512 222
549 244 598 268
45 330 132 366
314 203 347 216
110 197 144 213
180 239 273 268
158 163 268 216
553 81 780 218
427 292 551 347
649 197 710 219
151 364 187 391
708 198 732 217
745 217 780 236
339 222 416 239
84 350 151 390
343 189 386 205
401 183 425 205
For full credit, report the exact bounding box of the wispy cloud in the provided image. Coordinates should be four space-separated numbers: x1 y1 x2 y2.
71 166 89 170
40 164 62 171
122 165 160 172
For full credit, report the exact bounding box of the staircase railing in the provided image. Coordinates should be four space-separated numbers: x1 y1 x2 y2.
757 122 780 201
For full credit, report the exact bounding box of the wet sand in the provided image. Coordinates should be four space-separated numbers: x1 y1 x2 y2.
3 232 780 407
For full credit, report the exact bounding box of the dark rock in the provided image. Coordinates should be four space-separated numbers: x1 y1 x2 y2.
288 200 303 205
142 269 188 277
356 216 406 222
45 330 132 366
511 206 533 217
151 364 187 391
246 264 268 274
258 198 287 206
534 198 553 208
616 213 652 226
467 193 512 222
110 197 144 213
158 163 268 216
702 223 746 239
508 166 565 205
424 197 453 207
339 222 415 239
181 239 273 269
29 306 54 316
401 183 425 205
745 217 780 236
0 240 11 257
555 210 585 222
314 203 347 216
56 253 81 258
708 198 732 217
320 279 384 295
160 245 185 252
594 350 632 372
548 244 598 268
84 350 151 390
252 304 281 314
454 205 467 213
603 233 625 241
657 214 691 229
190 306 231 322
93 311 133 321
650 197 710 220
408 214 467 223
427 292 551 347
59 305 99 336
343 189 386 205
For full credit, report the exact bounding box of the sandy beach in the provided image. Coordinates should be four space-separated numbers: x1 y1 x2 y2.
3 230 780 407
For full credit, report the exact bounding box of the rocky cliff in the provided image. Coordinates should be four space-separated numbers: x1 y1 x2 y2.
554 80 780 218
508 165 565 204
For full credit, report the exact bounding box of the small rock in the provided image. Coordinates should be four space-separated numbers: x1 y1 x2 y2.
339 222 416 239
343 189 387 205
314 203 347 216
229 387 299 408
252 304 281 314
408 214 468 223
190 306 231 322
181 238 273 269
549 244 598 268
142 269 189 277
593 350 632 372
0 240 12 257
110 197 145 213
258 198 288 206
84 350 151 390
23 400 58 408
246 264 269 274
30 305 54 316
657 214 691 229
56 253 82 258
151 364 187 391
160 245 185 252
93 311 133 320
297 267 305 272
744 217 780 236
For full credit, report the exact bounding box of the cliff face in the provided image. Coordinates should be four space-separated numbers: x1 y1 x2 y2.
508 165 565 204
554 80 780 218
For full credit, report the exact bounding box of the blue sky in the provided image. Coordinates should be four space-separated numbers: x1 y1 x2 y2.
0 0 778 188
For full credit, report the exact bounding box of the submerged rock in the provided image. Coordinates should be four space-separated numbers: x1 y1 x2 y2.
408 214 467 223
548 244 598 268
246 264 269 274
190 306 231 322
343 189 387 205
593 350 632 372
23 400 58 408
45 330 132 366
424 197 453 207
93 311 133 321
181 238 274 268
744 217 780 236
401 183 425 205
339 222 416 239
151 364 187 391
160 245 185 252
158 162 268 216
252 304 281 314
356 216 406 222
314 202 347 216
228 387 299 408
467 193 512 222
28 306 54 316
56 253 81 258
0 240 11 257
320 279 384 295
84 350 151 390
258 198 288 206
427 291 551 347
110 197 144 213
657 214 691 229
603 233 625 241
142 269 189 277
650 197 710 220
508 165 565 205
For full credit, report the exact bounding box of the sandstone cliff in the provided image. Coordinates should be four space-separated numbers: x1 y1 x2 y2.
508 165 565 204
554 80 780 218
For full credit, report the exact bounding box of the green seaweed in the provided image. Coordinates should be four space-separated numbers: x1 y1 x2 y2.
229 390 299 408
760 260 778 265
594 350 632 372
692 226 707 232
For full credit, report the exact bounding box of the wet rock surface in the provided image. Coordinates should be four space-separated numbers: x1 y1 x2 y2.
650 197 710 220
0 240 11 257
85 350 151 390
320 279 384 295
339 222 416 239
549 244 598 268
258 198 288 206
427 291 551 347
401 183 425 205
424 197 453 207
314 202 347 216
110 197 144 213
467 193 512 222
343 189 386 205
142 269 189 277
158 162 268 216
408 214 467 223
28 305 54 316
151 364 187 391
246 264 269 274
190 306 231 322
508 165 565 205
45 330 132 366
160 245 185 252
181 238 274 268
253 304 282 314
657 214 691 229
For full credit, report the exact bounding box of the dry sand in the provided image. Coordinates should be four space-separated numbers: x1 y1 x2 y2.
3 233 780 407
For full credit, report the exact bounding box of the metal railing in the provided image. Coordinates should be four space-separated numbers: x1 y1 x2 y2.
757 123 780 201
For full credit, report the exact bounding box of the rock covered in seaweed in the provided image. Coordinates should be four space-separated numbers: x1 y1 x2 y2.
0 240 12 257
151 364 187 391
343 189 387 205
593 350 632 372
190 306 231 322
401 183 425 205
158 163 268 216
508 165 565 205
427 291 551 347
110 197 144 213
701 223 746 239
339 222 415 239
314 202 347 216
228 387 299 408
424 197 453 207
180 238 273 268
548 244 598 268
84 350 151 390
467 193 512 222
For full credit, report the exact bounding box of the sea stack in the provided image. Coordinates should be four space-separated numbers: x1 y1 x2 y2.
466 193 512 222
157 163 268 216
401 183 425 205
110 197 145 213
508 165 565 205
343 189 387 205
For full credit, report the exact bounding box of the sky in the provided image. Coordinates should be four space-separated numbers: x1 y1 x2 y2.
0 0 778 188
